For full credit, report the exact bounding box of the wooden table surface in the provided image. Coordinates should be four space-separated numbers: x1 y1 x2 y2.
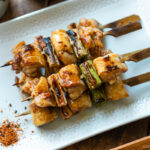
0 0 150 149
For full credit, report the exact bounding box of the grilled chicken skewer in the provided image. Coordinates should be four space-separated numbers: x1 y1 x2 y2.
2 40 150 80
16 71 150 126
1 15 142 76
19 46 150 104
16 63 93 121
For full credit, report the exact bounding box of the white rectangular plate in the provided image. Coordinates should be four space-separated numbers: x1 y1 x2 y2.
0 0 150 149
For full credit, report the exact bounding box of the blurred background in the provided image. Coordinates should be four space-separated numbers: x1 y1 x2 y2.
0 0 65 22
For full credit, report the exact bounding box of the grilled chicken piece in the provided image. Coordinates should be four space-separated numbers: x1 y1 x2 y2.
48 74 67 107
12 41 26 55
18 73 39 94
59 105 73 120
105 78 128 101
29 102 58 126
67 82 86 100
10 41 26 73
11 42 47 77
59 64 86 100
93 53 128 84
32 77 56 107
78 18 104 58
58 64 81 87
51 29 77 65
68 92 92 113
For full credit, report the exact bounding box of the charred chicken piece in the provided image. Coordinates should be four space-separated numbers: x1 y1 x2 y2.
105 78 128 101
17 73 39 95
93 53 128 84
51 29 77 65
29 102 58 126
58 64 86 100
68 92 92 113
32 77 56 107
5 41 26 73
7 41 47 77
78 18 104 58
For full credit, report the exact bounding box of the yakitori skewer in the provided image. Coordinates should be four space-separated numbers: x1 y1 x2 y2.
1 42 150 80
1 15 142 77
19 50 149 106
15 71 150 126
17 46 150 105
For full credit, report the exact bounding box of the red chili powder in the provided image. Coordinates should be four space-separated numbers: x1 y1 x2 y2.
0 120 22 146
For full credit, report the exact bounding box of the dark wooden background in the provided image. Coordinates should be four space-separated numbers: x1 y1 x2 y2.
0 0 150 149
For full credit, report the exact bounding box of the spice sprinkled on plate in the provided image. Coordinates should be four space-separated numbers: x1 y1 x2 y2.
0 120 23 146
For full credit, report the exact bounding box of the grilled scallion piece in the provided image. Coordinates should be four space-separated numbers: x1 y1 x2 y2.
91 87 107 103
80 60 102 90
48 74 67 107
67 29 88 59
42 37 60 67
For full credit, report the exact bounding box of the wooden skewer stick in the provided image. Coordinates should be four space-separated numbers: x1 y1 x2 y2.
111 135 150 150
101 14 141 29
123 72 150 87
102 15 142 37
103 21 141 37
21 96 33 102
0 60 13 68
121 47 150 63
15 110 30 117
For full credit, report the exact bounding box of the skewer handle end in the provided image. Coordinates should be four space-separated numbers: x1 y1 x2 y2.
15 110 30 117
123 72 150 86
